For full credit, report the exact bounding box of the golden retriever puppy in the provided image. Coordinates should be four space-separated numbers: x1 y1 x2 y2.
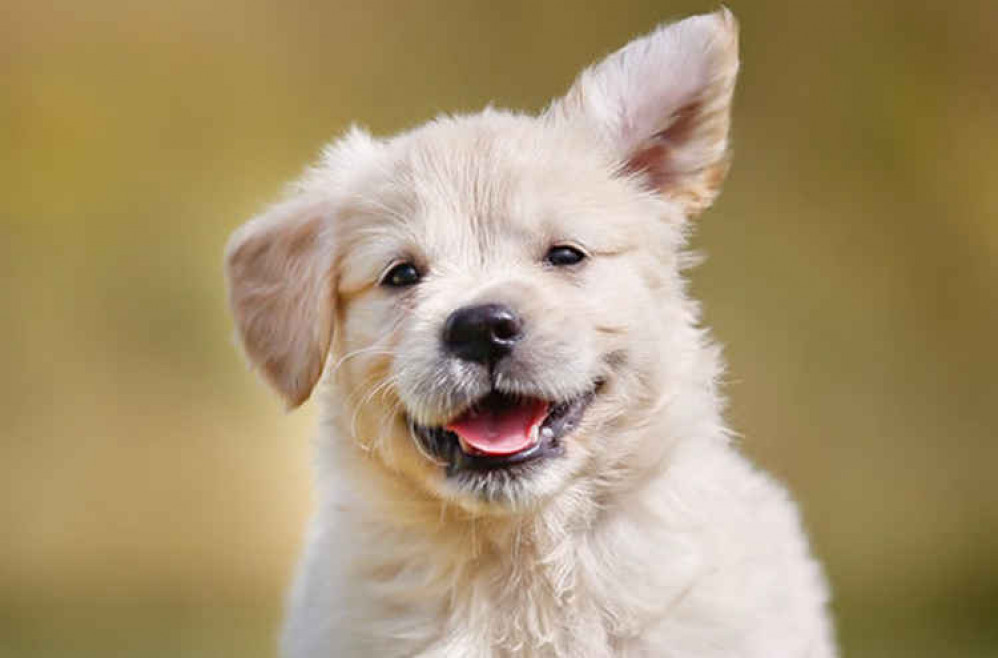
225 10 836 657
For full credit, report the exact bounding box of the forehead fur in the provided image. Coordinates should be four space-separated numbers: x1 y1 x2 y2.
324 111 679 267
392 109 616 208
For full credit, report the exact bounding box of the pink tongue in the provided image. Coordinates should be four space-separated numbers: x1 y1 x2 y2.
446 398 549 456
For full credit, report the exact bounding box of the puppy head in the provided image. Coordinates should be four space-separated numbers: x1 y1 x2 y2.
226 11 738 513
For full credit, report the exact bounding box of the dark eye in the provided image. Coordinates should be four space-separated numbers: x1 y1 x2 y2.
545 244 587 267
381 261 422 288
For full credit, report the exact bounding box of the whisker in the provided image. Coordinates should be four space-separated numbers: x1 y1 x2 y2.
326 316 405 380
408 418 448 467
349 374 400 443
327 346 394 380
374 397 404 448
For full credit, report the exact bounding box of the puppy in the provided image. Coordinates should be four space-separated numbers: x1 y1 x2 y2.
225 10 836 657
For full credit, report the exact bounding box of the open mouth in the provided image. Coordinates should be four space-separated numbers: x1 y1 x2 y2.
411 383 601 475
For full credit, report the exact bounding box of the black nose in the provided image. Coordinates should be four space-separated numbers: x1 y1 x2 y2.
443 303 523 365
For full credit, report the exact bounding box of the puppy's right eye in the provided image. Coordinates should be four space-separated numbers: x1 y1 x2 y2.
545 244 587 267
381 262 422 288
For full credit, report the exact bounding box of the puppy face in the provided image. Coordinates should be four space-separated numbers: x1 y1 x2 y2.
226 11 738 513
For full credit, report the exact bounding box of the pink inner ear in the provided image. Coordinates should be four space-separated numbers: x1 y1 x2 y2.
623 100 704 194
624 140 671 191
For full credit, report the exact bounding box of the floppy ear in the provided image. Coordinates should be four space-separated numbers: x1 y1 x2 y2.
225 195 335 408
549 9 739 217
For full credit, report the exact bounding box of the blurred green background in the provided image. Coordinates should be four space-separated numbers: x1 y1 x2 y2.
2 1 996 656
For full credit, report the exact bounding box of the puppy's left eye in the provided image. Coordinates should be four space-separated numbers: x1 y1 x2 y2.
545 245 587 267
381 261 422 288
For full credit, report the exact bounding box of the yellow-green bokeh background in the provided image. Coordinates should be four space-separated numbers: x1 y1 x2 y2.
2 1 996 656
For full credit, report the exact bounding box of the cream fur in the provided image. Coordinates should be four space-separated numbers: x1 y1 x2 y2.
225 10 837 657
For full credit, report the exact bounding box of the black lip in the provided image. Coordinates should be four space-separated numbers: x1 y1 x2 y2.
410 383 601 476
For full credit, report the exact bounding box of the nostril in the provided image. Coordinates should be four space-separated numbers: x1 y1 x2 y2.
491 314 521 342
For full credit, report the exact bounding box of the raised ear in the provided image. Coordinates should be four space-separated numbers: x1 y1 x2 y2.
225 195 335 408
548 9 739 217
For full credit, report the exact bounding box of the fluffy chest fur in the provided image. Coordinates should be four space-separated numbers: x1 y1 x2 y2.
282 434 834 658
